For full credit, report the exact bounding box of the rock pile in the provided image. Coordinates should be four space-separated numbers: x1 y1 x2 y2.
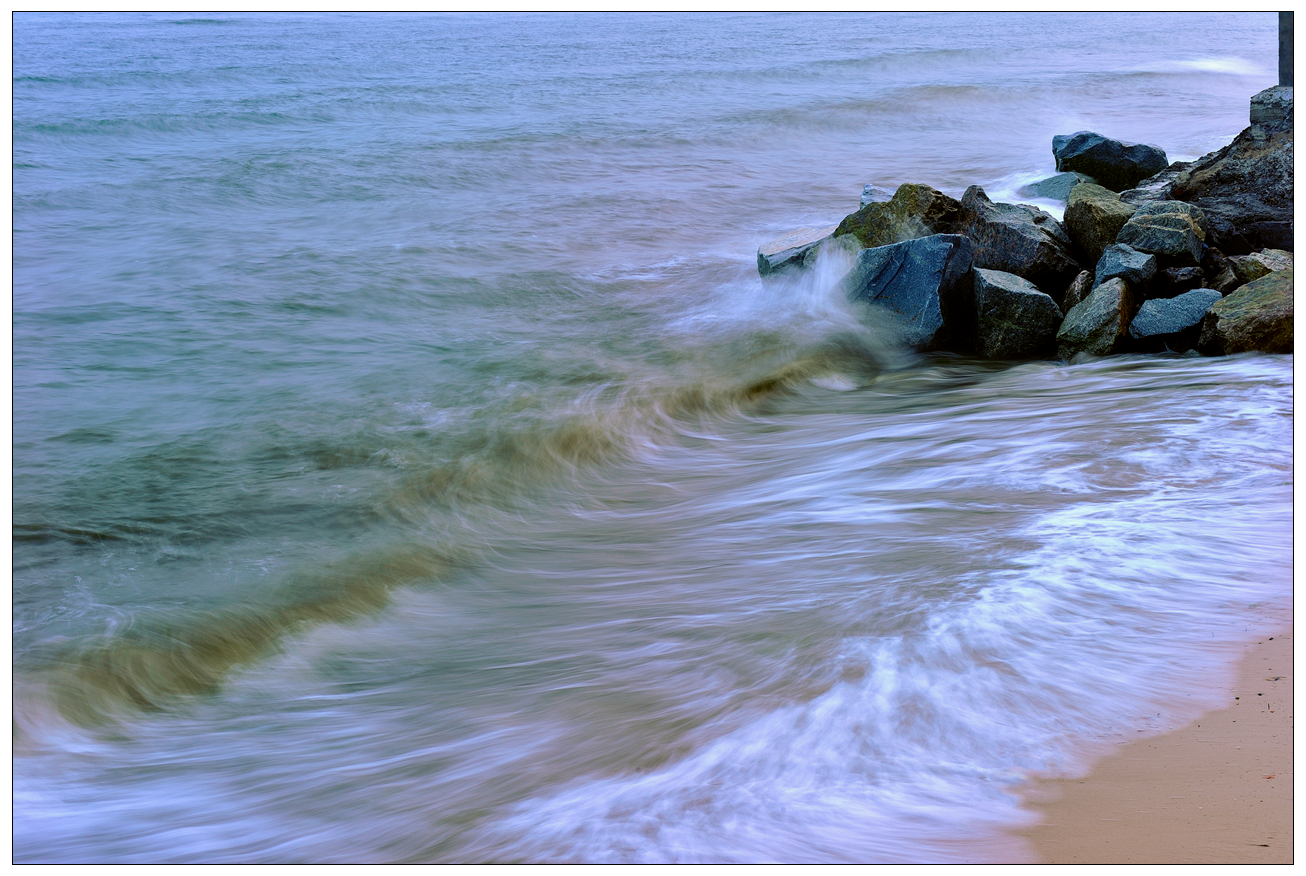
757 87 1294 360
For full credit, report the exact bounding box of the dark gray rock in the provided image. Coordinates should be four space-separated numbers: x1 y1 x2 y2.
841 234 975 352
834 183 961 250
757 224 839 276
1249 85 1294 134
861 183 895 207
1053 131 1169 192
1095 243 1157 289
1128 288 1222 352
1153 266 1205 298
973 268 1063 359
1198 268 1294 354
954 185 1081 298
1116 201 1208 264
1123 89 1293 254
1020 171 1096 203
1061 270 1093 315
1056 277 1136 359
1064 182 1137 267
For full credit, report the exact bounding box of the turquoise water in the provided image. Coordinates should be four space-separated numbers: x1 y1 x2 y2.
13 12 1291 863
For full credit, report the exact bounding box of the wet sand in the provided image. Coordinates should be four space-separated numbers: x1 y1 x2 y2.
1018 628 1293 864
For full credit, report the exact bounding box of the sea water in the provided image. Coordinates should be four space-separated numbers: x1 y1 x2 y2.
12 12 1291 863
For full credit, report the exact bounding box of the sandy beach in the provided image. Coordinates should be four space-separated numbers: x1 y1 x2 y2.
1018 628 1293 864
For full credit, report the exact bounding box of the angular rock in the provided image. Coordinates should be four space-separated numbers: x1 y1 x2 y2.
1061 270 1093 315
1153 266 1204 298
1116 201 1208 264
1129 288 1222 352
954 186 1081 298
1198 269 1294 355
757 224 838 276
1064 182 1137 266
861 183 895 207
1053 131 1169 192
1056 277 1135 359
1124 89 1293 254
834 183 961 250
1020 171 1096 203
973 268 1062 359
1095 243 1156 289
1228 248 1294 286
841 234 975 352
1249 85 1294 134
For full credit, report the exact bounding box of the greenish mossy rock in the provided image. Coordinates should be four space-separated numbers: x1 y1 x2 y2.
1198 268 1294 355
833 183 961 250
973 268 1062 359
1064 182 1136 266
1056 277 1136 359
1228 249 1294 286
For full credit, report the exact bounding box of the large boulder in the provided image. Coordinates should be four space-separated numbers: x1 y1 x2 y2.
973 268 1063 359
841 234 975 352
954 186 1081 298
1095 243 1156 289
1115 201 1208 264
1198 268 1294 355
1121 87 1293 255
1056 277 1136 359
1128 287 1222 352
756 225 838 276
833 183 961 250
1063 182 1137 266
1053 131 1169 192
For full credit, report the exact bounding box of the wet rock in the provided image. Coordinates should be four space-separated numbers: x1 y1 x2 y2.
1056 277 1135 359
1116 201 1208 264
1124 88 1293 254
1153 266 1205 298
1228 249 1294 286
1052 131 1169 192
1129 288 1222 352
973 268 1062 359
1095 243 1156 289
954 185 1081 298
841 234 975 352
757 224 838 276
1198 269 1294 355
861 183 895 207
1249 85 1294 134
1064 182 1137 267
834 183 961 250
1060 270 1093 315
1021 171 1096 203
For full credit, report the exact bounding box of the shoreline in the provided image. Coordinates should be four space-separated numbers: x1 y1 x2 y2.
1015 627 1293 864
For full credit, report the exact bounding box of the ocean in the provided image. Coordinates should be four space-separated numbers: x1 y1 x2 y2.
12 12 1292 863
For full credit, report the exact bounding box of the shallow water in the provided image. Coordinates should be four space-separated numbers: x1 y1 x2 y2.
12 12 1291 863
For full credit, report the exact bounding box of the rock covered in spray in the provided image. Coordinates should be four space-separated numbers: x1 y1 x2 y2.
841 234 975 352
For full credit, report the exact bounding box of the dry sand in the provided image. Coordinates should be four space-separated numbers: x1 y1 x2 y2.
1018 628 1293 864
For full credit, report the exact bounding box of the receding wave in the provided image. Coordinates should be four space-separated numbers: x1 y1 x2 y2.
14 320 895 738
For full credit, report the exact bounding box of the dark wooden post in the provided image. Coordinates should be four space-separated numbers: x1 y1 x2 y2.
1280 12 1293 87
